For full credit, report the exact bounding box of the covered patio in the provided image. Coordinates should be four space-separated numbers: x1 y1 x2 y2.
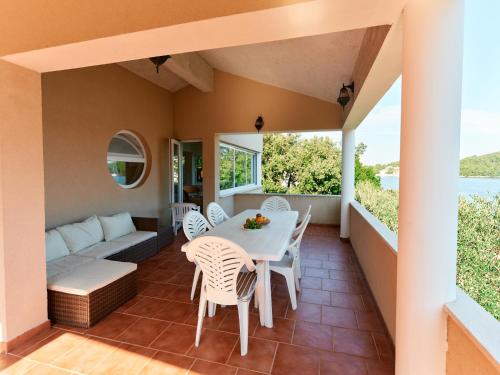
1 225 394 374
0 1 498 374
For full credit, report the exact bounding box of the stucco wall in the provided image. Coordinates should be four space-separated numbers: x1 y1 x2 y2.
349 201 397 341
173 70 341 211
446 317 499 375
0 61 47 342
42 64 173 228
234 193 340 225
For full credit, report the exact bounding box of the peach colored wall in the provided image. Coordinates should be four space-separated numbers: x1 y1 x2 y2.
0 61 47 342
42 64 173 228
349 201 397 341
446 317 499 375
0 0 308 57
173 70 341 210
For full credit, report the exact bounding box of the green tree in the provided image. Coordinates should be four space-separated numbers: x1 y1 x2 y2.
355 143 381 188
262 134 301 193
262 134 379 195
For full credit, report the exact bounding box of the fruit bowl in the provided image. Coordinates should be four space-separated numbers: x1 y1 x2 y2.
243 213 270 230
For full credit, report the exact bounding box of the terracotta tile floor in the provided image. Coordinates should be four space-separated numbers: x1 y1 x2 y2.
0 225 395 375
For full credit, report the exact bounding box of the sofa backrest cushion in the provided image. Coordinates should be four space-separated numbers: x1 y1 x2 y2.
45 230 71 262
98 212 137 241
56 215 104 253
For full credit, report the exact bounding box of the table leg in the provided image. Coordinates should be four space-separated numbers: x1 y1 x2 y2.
256 260 273 328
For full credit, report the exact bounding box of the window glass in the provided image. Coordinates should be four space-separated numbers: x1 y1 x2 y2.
219 145 234 190
107 131 147 188
219 143 257 192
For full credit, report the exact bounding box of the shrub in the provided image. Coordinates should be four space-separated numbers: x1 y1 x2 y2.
356 182 500 320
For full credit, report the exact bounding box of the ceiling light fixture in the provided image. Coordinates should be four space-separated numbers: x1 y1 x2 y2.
149 55 171 73
337 82 355 110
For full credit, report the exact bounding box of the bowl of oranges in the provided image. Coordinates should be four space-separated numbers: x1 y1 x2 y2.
243 213 270 230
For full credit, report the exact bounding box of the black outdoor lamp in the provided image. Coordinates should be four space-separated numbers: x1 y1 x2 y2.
149 55 171 73
337 82 355 110
255 115 264 133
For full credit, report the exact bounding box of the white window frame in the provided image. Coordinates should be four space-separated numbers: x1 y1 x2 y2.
219 142 260 197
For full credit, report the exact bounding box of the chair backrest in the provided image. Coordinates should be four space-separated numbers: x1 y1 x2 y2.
298 205 312 225
185 236 256 305
206 202 230 227
289 214 311 263
182 211 212 241
260 196 291 212
294 205 312 237
171 203 199 223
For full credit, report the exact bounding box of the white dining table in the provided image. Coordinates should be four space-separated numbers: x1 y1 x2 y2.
182 209 298 328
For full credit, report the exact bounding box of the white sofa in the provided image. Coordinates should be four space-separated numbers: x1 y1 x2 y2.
45 212 158 327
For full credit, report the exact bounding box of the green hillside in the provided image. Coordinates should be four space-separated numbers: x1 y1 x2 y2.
372 151 500 177
460 152 500 177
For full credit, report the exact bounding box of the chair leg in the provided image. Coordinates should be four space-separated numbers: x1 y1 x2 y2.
191 265 201 300
284 272 298 310
208 302 216 317
294 271 301 292
254 289 259 309
296 256 302 279
196 286 207 347
237 300 250 356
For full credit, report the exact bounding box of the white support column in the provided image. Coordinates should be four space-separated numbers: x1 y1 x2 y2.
340 128 355 239
396 1 464 374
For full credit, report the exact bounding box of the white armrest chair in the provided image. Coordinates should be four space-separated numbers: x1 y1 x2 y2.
183 211 212 300
171 203 199 235
260 196 291 212
206 202 230 227
270 214 311 310
185 236 257 356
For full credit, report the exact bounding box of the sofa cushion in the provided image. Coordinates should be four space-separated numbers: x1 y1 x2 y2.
99 212 136 241
56 215 104 253
75 240 130 259
45 230 70 262
46 254 94 279
110 231 156 247
47 259 137 296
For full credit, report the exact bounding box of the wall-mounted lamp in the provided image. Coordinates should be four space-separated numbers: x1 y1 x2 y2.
149 55 171 73
255 115 264 133
336 82 355 110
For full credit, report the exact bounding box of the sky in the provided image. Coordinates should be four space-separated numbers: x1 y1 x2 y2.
302 0 500 165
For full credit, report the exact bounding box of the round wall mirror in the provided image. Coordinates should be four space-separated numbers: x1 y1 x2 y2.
107 130 148 188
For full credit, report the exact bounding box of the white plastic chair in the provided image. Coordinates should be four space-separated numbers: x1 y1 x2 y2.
293 205 312 238
185 236 257 356
270 214 311 310
206 202 230 227
171 203 200 235
260 196 291 212
183 211 213 300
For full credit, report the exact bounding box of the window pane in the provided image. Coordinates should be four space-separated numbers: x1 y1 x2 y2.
235 150 247 187
246 153 254 185
219 146 234 190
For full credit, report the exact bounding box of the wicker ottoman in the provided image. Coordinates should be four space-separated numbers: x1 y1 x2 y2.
47 259 137 328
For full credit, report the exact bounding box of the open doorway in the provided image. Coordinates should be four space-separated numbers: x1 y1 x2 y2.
171 139 203 210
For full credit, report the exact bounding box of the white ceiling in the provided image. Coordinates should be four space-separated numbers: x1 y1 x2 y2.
199 29 366 102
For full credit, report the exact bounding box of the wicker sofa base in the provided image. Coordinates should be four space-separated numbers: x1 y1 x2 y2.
48 271 137 328
105 236 158 263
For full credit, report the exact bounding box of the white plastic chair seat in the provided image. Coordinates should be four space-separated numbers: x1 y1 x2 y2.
236 272 257 302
